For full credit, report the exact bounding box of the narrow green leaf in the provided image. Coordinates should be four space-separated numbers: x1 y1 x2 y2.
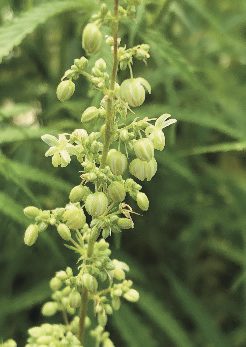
206 239 244 266
179 142 246 156
163 267 232 347
0 281 50 315
0 1 94 63
0 126 58 144
0 192 28 226
113 303 158 347
137 289 194 347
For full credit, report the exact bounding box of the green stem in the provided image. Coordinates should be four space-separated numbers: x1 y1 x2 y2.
100 0 119 169
78 1 119 344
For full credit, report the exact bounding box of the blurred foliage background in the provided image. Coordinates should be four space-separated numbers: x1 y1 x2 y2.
1 0 246 346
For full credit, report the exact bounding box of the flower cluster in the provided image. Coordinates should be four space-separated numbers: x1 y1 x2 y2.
13 0 178 346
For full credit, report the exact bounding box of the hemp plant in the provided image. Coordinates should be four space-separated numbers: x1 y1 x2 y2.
2 1 176 346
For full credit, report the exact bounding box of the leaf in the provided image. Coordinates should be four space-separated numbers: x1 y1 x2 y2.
0 281 50 315
163 267 232 347
0 126 58 144
137 289 194 347
113 303 158 347
0 1 94 63
179 142 246 156
6 159 72 193
0 192 28 226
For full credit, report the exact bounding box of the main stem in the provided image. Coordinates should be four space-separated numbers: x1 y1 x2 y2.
100 0 119 169
78 1 119 344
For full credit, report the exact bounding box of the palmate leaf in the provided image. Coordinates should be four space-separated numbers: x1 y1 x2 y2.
0 0 94 63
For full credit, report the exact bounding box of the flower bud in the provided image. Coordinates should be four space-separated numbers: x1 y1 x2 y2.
85 192 108 216
111 296 121 310
98 310 107 327
82 23 102 55
113 268 125 281
134 138 154 161
69 185 90 203
120 78 151 107
108 182 126 202
63 206 86 230
42 302 58 316
57 223 71 241
74 56 88 70
50 277 62 291
24 206 40 219
28 327 43 338
95 58 107 71
148 129 165 151
24 224 39 246
82 273 98 293
81 106 100 123
56 80 75 102
69 291 81 308
129 158 157 181
56 270 68 281
117 218 133 229
107 149 127 176
136 192 149 211
123 289 140 302
38 222 48 232
103 339 115 347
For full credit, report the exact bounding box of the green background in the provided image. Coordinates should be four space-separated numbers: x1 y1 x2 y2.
1 0 246 346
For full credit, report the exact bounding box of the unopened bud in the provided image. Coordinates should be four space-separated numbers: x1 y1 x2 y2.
136 192 149 211
123 289 139 302
82 23 102 55
56 80 75 102
85 192 108 216
50 277 62 291
63 206 86 230
69 291 81 308
111 296 121 310
117 218 133 229
120 78 151 107
81 106 100 123
108 182 126 202
129 158 157 181
107 149 127 176
41 302 58 316
148 129 165 151
95 58 107 71
103 339 115 347
69 185 90 203
98 310 107 327
57 223 71 241
134 138 154 161
24 206 40 219
82 273 98 293
24 224 39 246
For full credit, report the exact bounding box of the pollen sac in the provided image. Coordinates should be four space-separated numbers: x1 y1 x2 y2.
85 192 108 217
129 157 157 181
63 206 86 230
24 224 39 246
81 106 100 124
134 138 154 161
56 80 75 102
120 77 151 107
107 149 127 176
82 23 102 55
41 302 58 316
136 192 149 211
108 182 126 202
